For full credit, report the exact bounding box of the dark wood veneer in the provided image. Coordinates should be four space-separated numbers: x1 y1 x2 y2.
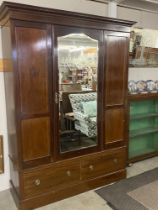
105 108 125 145
81 147 126 180
21 117 51 162
15 26 49 115
0 2 134 210
0 2 134 31
105 33 128 106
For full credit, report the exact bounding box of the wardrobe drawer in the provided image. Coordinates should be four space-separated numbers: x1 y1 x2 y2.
22 160 80 198
81 148 126 180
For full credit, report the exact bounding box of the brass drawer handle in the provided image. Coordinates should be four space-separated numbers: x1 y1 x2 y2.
34 179 41 186
113 158 118 164
66 170 71 177
89 165 94 171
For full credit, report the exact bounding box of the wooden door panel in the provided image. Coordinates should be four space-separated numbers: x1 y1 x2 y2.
21 117 51 162
105 35 128 106
15 27 49 115
105 108 125 145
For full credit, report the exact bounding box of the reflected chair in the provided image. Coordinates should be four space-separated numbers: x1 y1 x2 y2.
69 92 97 138
60 91 82 145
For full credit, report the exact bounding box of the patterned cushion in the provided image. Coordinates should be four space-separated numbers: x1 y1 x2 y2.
81 100 96 117
69 92 96 112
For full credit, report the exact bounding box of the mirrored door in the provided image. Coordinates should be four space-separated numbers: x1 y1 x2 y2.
54 26 103 155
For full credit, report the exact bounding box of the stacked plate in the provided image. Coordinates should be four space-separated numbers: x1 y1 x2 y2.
128 80 158 94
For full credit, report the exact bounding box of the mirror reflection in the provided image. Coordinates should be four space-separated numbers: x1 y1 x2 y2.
57 33 98 153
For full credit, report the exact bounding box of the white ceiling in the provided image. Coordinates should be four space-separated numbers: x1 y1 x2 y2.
120 0 158 12
89 0 158 13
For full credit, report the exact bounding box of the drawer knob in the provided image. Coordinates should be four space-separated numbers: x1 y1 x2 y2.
113 158 118 164
34 179 41 186
89 165 94 171
66 170 71 177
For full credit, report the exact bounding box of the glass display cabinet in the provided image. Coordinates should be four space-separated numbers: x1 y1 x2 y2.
128 95 158 163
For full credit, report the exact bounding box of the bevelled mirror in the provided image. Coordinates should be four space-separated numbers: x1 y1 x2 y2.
57 33 98 153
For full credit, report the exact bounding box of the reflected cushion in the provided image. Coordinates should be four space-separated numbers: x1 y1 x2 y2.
81 100 97 117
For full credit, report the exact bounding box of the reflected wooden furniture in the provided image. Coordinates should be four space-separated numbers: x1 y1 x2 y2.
61 92 75 114
0 135 4 174
60 83 82 92
60 91 78 130
64 112 75 130
0 2 134 210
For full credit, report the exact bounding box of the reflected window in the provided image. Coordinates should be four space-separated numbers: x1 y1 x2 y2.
57 33 98 153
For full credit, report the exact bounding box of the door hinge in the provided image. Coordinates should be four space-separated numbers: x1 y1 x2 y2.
55 92 59 104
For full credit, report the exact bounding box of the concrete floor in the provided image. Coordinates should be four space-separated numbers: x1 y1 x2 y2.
0 156 158 210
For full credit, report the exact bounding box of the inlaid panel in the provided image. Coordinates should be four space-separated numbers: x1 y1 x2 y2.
105 35 128 106
105 108 125 144
15 26 49 115
21 117 51 162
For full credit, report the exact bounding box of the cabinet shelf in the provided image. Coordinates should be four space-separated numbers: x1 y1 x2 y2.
130 127 158 138
130 112 158 120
